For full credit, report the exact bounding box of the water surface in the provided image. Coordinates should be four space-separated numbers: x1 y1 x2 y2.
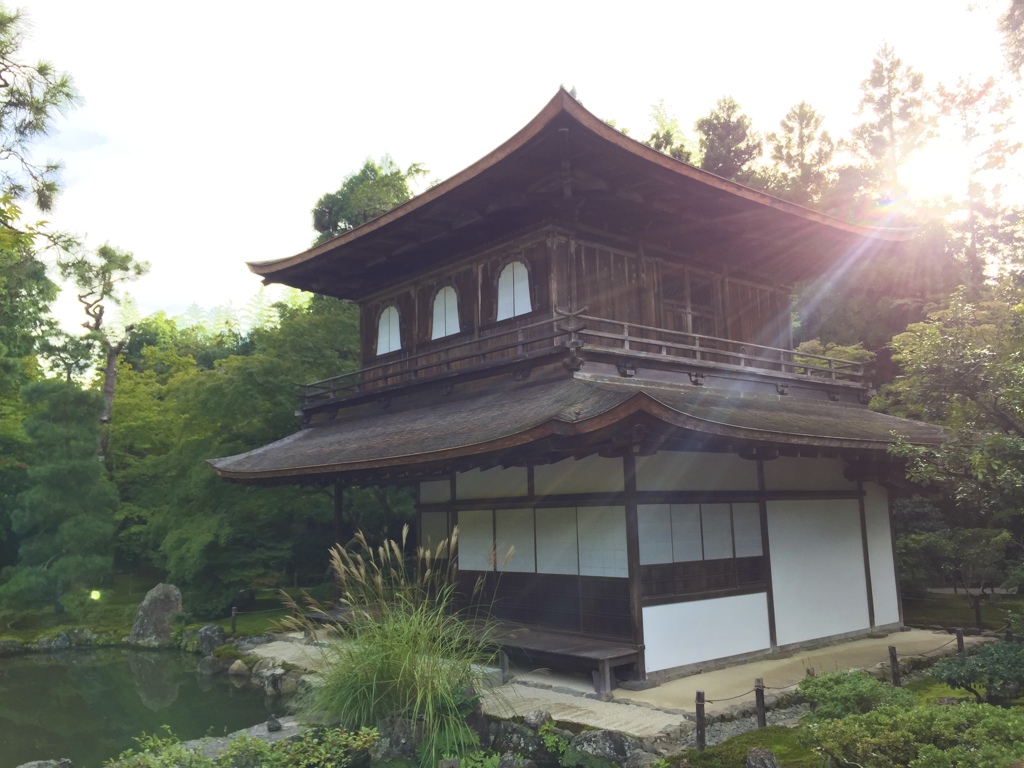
0 648 285 768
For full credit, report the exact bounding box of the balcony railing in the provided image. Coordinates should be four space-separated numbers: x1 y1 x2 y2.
576 315 868 383
299 313 868 406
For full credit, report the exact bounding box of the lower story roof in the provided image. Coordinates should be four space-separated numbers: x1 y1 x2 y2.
208 373 944 484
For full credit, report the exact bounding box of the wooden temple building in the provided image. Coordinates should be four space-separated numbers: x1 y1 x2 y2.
211 89 944 688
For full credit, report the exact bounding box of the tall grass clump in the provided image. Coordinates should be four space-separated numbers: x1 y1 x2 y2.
281 526 497 767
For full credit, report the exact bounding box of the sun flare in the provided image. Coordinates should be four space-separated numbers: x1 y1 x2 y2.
899 137 970 203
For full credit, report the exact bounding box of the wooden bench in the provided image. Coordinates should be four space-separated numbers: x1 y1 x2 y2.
488 624 641 694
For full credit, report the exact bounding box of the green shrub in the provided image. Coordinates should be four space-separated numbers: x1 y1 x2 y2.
282 527 496 768
797 670 915 721
805 703 1024 768
931 641 1024 704
108 727 213 768
539 721 569 757
107 726 377 768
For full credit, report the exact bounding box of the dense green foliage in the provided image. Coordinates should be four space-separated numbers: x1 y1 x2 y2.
805 703 1024 768
0 380 117 613
311 156 426 245
931 641 1024 704
797 670 916 721
111 725 377 768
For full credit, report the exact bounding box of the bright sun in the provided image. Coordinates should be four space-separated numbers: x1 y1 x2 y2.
900 137 970 203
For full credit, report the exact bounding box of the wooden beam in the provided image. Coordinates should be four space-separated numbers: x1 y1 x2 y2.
858 480 876 629
623 450 647 679
757 459 778 649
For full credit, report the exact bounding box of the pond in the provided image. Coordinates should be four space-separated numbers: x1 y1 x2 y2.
0 648 289 768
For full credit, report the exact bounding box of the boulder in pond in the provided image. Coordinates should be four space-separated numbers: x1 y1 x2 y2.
15 761 75 768
195 624 226 656
126 584 183 647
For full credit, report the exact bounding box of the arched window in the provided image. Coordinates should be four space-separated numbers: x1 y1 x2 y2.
497 260 532 321
376 305 401 355
431 285 459 340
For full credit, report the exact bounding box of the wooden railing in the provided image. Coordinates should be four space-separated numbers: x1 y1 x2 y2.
301 315 567 404
576 315 867 383
299 314 867 406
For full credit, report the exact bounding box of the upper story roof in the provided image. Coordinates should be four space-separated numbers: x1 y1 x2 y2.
250 89 914 301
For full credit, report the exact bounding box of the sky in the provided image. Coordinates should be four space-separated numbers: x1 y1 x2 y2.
18 0 1021 328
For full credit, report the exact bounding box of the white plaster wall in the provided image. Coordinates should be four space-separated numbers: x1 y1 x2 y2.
534 454 624 495
643 593 771 673
457 510 493 571
457 466 528 500
496 508 536 573
420 479 450 504
767 500 870 645
636 451 758 491
762 457 855 492
864 483 901 626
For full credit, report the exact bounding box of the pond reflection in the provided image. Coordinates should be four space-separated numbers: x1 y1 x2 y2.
0 648 287 768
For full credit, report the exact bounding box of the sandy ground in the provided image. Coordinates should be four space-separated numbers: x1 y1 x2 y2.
247 628 987 739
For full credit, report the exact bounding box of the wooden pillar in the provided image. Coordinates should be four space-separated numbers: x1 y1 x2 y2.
333 481 344 546
623 450 646 679
757 459 778 649
858 481 876 629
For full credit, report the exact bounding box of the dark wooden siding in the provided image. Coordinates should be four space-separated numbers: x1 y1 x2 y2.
455 571 632 640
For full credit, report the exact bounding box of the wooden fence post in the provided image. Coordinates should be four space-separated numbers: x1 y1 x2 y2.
755 678 766 729
695 690 706 752
889 645 901 687
956 628 965 654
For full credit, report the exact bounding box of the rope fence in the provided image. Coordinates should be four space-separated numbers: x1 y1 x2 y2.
692 632 976 753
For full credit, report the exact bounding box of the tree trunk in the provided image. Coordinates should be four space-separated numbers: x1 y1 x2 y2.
98 336 128 461
971 593 984 629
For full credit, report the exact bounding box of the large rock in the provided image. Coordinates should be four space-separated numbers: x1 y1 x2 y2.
195 624 226 656
562 730 647 768
15 762 75 768
745 748 781 768
126 584 183 647
491 721 551 764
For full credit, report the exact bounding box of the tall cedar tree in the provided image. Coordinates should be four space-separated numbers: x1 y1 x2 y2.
935 77 1021 293
694 97 762 182
767 101 835 207
847 44 931 204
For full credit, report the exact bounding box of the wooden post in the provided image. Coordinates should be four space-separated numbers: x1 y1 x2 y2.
1006 626 1014 643
695 690 706 752
755 678 766 729
230 607 238 635
956 628 965 654
889 645 901 687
